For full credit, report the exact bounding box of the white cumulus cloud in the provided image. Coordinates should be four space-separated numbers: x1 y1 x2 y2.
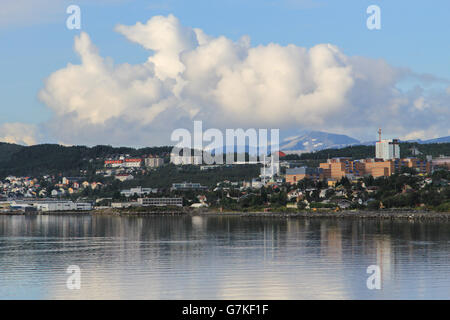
35 14 450 146
0 123 39 146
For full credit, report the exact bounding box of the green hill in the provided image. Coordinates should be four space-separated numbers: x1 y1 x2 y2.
1 141 449 178
0 144 172 177
0 142 25 164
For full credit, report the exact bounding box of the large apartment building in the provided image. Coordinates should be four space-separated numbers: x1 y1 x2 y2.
376 139 400 160
319 157 430 179
104 160 123 168
104 158 141 168
145 156 164 168
375 129 400 160
285 167 325 184
123 158 142 168
319 158 366 179
105 156 163 168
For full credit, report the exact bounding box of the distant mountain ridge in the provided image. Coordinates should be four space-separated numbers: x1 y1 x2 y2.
280 131 360 154
360 136 450 146
420 136 450 144
280 131 450 153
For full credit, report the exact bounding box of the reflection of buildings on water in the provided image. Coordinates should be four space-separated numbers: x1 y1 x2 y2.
315 220 394 283
191 216 205 231
326 226 343 259
375 235 392 285
319 221 343 261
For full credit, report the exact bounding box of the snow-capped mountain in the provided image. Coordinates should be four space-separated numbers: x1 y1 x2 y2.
280 131 360 154
205 130 449 156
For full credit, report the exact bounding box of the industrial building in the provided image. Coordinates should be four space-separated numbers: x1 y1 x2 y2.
8 200 92 212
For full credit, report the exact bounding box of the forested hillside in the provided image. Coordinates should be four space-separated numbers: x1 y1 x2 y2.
0 143 172 177
1 140 449 178
0 142 25 163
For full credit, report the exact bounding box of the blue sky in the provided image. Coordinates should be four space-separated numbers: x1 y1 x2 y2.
1 0 449 145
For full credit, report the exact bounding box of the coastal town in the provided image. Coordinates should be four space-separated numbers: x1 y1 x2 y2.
1 133 449 214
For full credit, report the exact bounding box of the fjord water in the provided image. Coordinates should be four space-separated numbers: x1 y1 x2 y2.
0 215 448 300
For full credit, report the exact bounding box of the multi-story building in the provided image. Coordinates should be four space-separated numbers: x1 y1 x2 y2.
394 158 431 174
362 158 430 177
138 197 183 207
319 158 365 179
104 160 124 168
363 159 395 177
171 182 207 191
105 158 143 168
120 187 158 197
123 158 142 168
145 156 164 168
376 139 400 160
285 167 325 184
375 129 400 160
319 157 431 179
11 200 92 212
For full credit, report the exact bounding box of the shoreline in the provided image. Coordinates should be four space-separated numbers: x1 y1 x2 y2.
202 210 450 220
1 209 449 220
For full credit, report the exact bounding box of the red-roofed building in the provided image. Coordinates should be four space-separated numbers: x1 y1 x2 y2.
104 160 123 168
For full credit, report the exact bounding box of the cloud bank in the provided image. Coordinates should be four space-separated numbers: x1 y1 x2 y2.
0 123 38 146
4 14 450 146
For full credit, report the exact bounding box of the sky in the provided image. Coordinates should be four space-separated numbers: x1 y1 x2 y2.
0 0 449 146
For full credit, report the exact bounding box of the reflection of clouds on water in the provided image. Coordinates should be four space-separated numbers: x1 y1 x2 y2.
49 270 124 300
216 272 351 300
375 235 392 286
45 259 352 300
0 215 449 299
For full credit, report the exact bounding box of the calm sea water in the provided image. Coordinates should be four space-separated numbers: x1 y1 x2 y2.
0 214 449 300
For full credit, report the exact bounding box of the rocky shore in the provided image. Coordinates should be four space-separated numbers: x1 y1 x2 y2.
198 210 450 220
1 208 449 220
